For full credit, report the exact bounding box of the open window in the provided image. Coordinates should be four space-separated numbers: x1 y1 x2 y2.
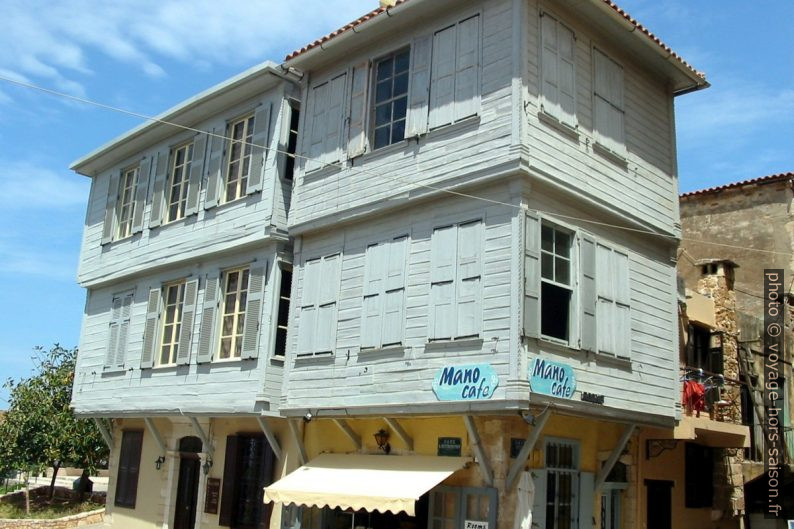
540 223 573 342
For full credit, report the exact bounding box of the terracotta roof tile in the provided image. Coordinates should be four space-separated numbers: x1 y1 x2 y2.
680 172 794 198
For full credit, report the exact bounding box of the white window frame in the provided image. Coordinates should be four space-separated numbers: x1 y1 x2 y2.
540 221 578 346
223 113 255 203
165 141 193 223
115 165 138 240
156 280 186 367
216 266 250 361
370 48 411 150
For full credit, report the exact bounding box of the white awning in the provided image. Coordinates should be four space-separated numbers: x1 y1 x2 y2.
264 453 470 515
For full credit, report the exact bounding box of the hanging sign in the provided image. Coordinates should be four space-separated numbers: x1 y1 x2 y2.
432 363 499 401
437 437 462 457
465 522 488 529
529 358 576 399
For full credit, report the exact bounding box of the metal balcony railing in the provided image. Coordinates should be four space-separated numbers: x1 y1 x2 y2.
680 367 742 422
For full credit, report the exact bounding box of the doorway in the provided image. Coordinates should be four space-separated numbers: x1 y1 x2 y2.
645 480 673 529
174 436 203 529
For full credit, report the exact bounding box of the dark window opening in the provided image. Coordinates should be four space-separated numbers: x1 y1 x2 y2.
541 282 571 341
686 324 723 375
373 49 410 150
274 268 292 357
284 105 300 181
685 443 714 508
115 430 143 509
219 435 275 529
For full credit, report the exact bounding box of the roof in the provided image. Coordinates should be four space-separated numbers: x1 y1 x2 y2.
681 172 794 198
285 0 705 82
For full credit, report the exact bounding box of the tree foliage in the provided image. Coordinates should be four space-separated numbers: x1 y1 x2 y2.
0 345 108 478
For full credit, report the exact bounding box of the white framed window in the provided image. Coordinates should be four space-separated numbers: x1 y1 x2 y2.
166 142 193 223
372 49 410 149
157 281 186 367
297 254 341 356
273 265 292 358
429 486 498 529
224 114 255 203
593 49 625 156
540 12 576 126
544 439 580 529
429 220 482 341
105 291 134 370
595 244 631 358
361 235 408 349
116 166 138 240
218 267 249 360
540 223 574 342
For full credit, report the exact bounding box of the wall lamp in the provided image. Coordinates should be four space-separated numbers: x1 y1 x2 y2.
373 429 391 454
155 456 166 470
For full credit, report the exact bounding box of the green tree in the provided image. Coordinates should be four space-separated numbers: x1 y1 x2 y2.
0 345 108 501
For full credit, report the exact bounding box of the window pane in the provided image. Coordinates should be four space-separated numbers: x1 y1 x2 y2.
555 256 570 285
374 126 390 149
541 225 554 252
541 253 554 281
395 50 410 73
375 103 391 126
376 80 392 102
394 73 409 96
556 231 571 258
541 282 571 340
377 57 393 81
392 119 405 143
393 97 408 121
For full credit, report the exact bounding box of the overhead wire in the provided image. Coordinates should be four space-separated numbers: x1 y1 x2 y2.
1 73 792 261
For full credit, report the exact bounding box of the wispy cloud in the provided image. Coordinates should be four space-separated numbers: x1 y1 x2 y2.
0 238 77 281
0 160 89 209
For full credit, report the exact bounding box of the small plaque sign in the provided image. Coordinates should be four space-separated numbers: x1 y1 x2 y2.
510 438 525 459
581 392 605 405
204 478 221 514
465 521 488 529
438 437 462 457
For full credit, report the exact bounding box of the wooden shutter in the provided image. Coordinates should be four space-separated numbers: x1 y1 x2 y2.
218 435 239 526
594 50 624 153
204 128 224 209
116 293 133 368
297 260 320 355
531 470 547 529
383 236 408 346
196 274 220 364
306 82 327 173
347 63 369 158
316 255 340 353
456 221 482 337
105 295 122 368
176 279 199 365
386 236 408 291
101 171 121 245
362 244 385 349
131 158 151 234
579 472 595 529
557 24 576 121
148 149 169 228
319 254 340 306
325 74 347 165
115 430 143 509
431 225 456 283
580 235 597 352
524 213 541 338
429 226 457 340
185 134 207 216
614 250 631 358
429 25 456 129
363 243 386 296
241 264 267 359
596 244 614 354
540 13 560 117
140 287 161 369
248 105 272 194
454 15 480 121
406 34 432 137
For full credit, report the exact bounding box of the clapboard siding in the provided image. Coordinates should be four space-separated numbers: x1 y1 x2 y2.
288 0 517 231
282 186 518 411
78 86 293 288
72 245 286 416
525 0 678 234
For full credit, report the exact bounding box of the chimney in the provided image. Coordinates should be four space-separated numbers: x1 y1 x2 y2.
379 0 397 7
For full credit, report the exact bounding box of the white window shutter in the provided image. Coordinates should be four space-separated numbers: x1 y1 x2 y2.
131 158 151 234
347 63 369 158
578 472 595 529
580 235 597 352
196 275 219 363
540 14 560 118
140 288 161 369
382 289 404 346
325 74 347 165
594 50 625 153
531 470 547 529
204 128 224 209
185 134 207 216
406 34 432 137
319 254 340 306
614 250 631 358
241 264 267 359
105 296 122 368
316 304 336 353
431 225 457 283
454 15 480 121
429 25 456 129
430 281 455 340
297 307 316 356
363 243 386 297
524 212 541 338
596 244 614 355
248 105 272 194
176 279 199 365
361 294 382 349
557 24 576 122
302 259 321 308
306 82 327 173
457 220 482 280
102 171 121 245
148 149 169 228
116 293 133 368
456 276 480 338
298 259 320 356
386 236 408 291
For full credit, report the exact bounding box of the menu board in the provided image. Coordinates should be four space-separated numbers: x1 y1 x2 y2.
204 478 221 514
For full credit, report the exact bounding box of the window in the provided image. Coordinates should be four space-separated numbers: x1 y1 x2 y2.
684 443 713 508
219 435 276 528
361 236 408 349
685 324 722 374
218 267 250 360
429 221 482 340
541 224 573 341
595 244 630 357
306 73 347 172
105 291 134 370
545 440 579 529
116 166 138 239
593 49 625 155
428 14 481 129
224 114 255 203
284 104 300 181
166 142 193 223
297 254 341 356
115 430 143 509
540 13 576 125
157 281 186 367
429 486 498 529
273 266 292 358
372 49 410 149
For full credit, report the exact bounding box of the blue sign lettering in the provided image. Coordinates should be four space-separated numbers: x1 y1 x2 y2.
433 364 499 401
529 358 576 399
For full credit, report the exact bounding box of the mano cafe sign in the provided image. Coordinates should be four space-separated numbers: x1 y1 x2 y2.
529 358 576 399
433 364 499 401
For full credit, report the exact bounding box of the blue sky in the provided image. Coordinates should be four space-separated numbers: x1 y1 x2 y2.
0 0 792 406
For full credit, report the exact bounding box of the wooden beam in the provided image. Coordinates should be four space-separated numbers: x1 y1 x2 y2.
288 419 307 465
94 418 113 450
332 419 361 450
595 424 636 491
463 416 493 486
506 408 551 489
384 418 413 451
144 417 167 455
189 417 213 457
257 416 283 460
